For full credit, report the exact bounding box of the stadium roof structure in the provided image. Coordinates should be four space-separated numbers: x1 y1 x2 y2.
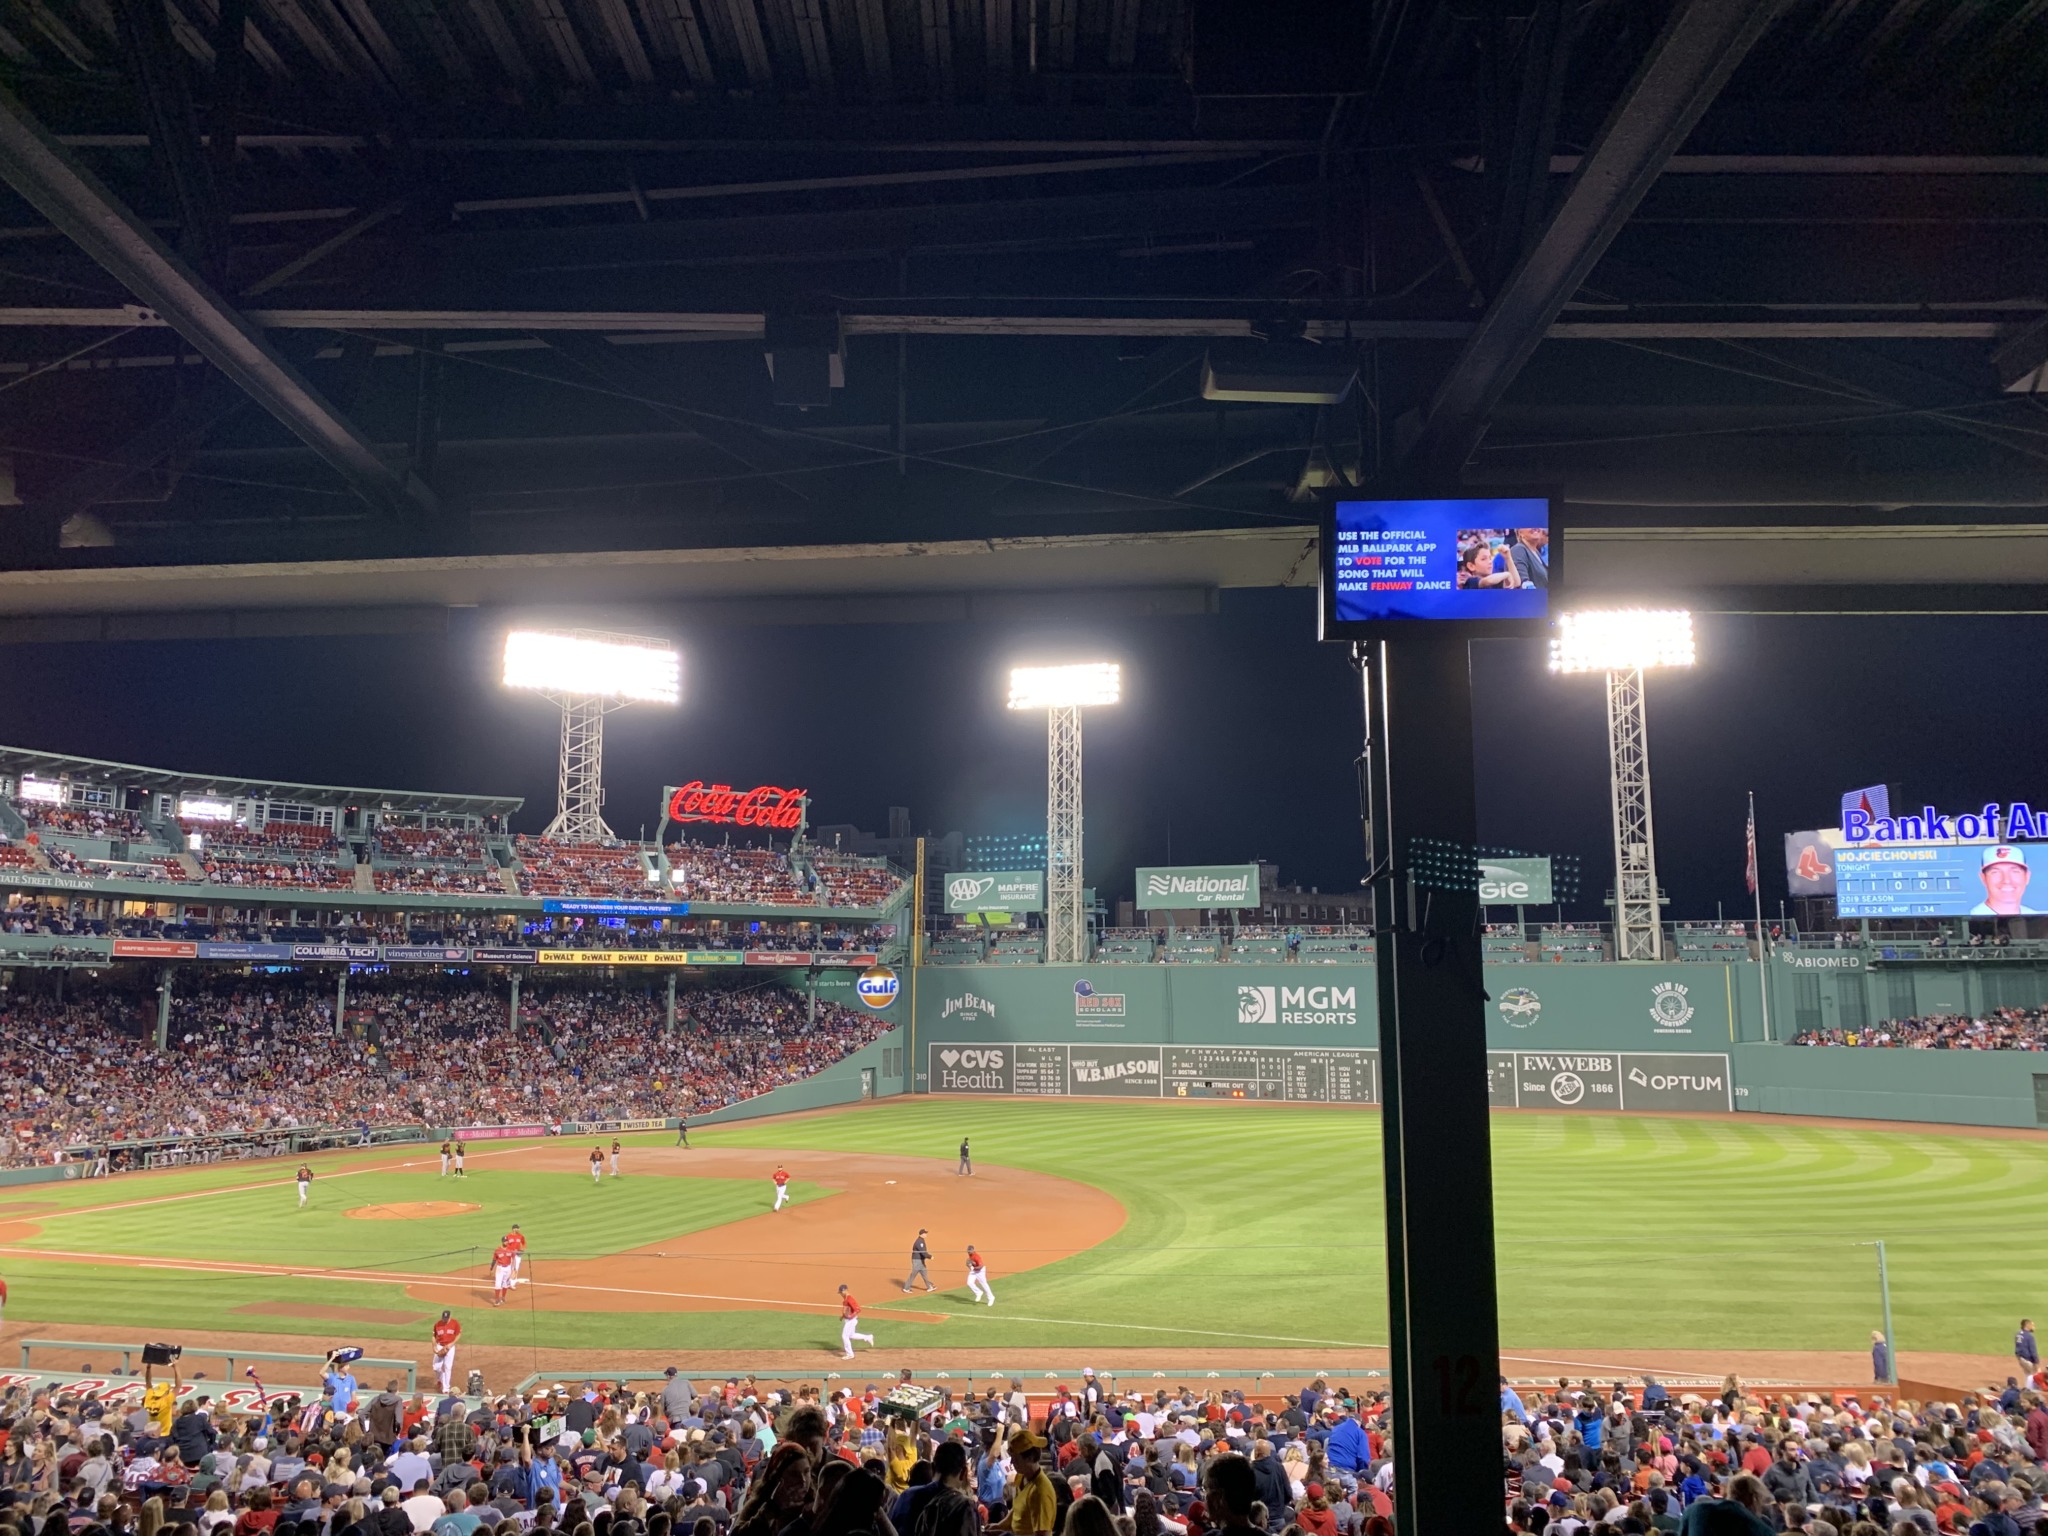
0 0 2039 630
0 743 523 817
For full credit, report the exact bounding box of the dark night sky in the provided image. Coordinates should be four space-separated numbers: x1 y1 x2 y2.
0 597 2038 917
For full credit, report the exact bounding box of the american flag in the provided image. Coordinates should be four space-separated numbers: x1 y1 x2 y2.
1745 793 1759 895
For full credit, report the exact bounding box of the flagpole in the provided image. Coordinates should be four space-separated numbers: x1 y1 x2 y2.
1751 790 1772 1042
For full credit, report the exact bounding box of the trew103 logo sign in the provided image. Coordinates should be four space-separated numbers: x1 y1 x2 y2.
1649 981 1695 1034
1237 984 1357 1026
855 965 900 1010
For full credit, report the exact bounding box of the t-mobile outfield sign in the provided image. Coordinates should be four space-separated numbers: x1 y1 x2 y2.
1134 864 1261 909
943 869 1046 914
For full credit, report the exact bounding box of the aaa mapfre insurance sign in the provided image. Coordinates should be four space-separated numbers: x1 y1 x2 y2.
664 781 807 830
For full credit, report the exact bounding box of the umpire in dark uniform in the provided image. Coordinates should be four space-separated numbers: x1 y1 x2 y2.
958 1137 972 1176
905 1228 936 1292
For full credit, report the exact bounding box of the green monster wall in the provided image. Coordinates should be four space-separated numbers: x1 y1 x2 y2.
885 961 2048 1130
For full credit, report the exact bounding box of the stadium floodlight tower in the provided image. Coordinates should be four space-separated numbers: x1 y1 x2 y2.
1008 662 1121 964
1549 610 1694 962
502 629 681 841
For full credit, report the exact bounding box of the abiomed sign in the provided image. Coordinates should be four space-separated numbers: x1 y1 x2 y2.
1134 864 1261 909
944 870 1046 914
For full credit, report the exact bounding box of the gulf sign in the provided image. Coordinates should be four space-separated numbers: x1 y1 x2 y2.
855 964 900 1010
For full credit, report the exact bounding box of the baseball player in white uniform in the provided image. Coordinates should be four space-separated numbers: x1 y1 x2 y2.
966 1245 995 1305
837 1285 875 1357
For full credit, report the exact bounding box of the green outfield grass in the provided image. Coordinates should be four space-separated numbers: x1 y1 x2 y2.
1 1099 2039 1359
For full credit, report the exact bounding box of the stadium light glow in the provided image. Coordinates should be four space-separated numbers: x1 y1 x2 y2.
502 630 681 705
1548 610 1695 675
1007 662 1122 711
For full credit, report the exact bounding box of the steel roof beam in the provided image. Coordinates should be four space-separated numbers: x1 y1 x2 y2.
0 85 439 524
1409 0 1790 477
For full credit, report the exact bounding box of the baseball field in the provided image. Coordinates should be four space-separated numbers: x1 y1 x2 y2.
0 1096 2037 1381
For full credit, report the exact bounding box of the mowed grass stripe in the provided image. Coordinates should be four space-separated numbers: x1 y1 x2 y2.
9 1169 821 1271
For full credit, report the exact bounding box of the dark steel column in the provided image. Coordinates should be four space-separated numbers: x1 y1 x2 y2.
1368 636 1502 1536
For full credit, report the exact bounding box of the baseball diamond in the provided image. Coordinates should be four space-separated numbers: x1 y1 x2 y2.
0 1098 2038 1376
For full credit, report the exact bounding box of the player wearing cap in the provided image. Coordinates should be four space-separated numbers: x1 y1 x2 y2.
772 1165 791 1211
837 1285 875 1357
431 1310 461 1393
439 1140 452 1177
904 1229 935 1293
609 1138 622 1177
1973 846 2042 915
490 1244 516 1307
452 1138 466 1177
589 1147 603 1184
966 1244 994 1306
295 1163 313 1208
505 1224 527 1278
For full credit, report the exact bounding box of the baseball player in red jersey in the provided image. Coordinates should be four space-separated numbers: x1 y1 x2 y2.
836 1284 875 1358
966 1244 995 1306
589 1147 603 1184
295 1163 313 1208
772 1165 791 1211
504 1224 527 1279
490 1243 515 1307
431 1309 461 1391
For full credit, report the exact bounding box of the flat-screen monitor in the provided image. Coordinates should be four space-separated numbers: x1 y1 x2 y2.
1318 494 1556 640
1836 841 2048 919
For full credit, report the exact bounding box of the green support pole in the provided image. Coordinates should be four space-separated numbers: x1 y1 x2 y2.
1876 1239 1897 1386
335 968 347 1038
665 970 677 1033
509 972 521 1033
155 966 172 1051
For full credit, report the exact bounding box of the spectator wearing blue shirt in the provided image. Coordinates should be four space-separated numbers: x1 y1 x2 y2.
2016 1318 2039 1380
1500 1379 1529 1426
528 1444 563 1509
1324 1413 1368 1475
1574 1401 1603 1453
323 1370 359 1415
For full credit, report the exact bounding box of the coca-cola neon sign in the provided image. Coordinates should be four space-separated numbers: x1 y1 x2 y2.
665 781 808 831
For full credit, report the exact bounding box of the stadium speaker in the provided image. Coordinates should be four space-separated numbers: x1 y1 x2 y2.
764 314 844 409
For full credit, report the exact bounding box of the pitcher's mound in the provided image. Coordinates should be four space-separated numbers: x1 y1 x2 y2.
346 1201 479 1220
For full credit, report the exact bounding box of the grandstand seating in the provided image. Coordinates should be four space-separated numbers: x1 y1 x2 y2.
14 802 147 839
663 840 811 904
1297 933 1376 963
514 836 650 898
927 935 987 965
1673 923 1758 961
1162 933 1223 963
1096 932 1158 963
0 844 38 871
1540 925 1608 962
989 933 1045 964
810 850 905 908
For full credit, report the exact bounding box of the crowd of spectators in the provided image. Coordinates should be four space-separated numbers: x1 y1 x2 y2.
1500 1372 2048 1536
375 868 505 896
663 844 811 906
515 840 651 900
13 801 148 838
199 854 354 892
1792 1008 2048 1051
808 854 903 909
0 976 884 1165
9 1364 2047 1536
373 827 491 864
185 821 341 855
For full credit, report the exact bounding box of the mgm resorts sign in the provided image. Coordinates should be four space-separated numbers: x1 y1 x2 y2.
1135 864 1261 909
